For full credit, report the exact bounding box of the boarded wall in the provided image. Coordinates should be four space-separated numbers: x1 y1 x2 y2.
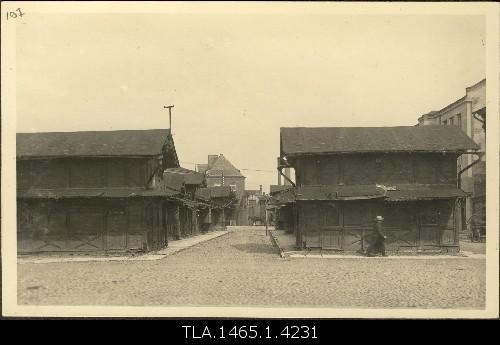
295 153 457 186
17 198 167 253
17 157 157 190
298 200 457 252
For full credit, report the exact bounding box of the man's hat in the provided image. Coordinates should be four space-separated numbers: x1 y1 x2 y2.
375 216 384 221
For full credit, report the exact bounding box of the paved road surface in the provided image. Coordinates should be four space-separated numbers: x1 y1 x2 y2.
18 227 485 308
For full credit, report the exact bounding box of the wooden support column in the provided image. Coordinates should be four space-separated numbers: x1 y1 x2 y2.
163 200 168 247
294 203 302 249
192 208 198 234
173 204 181 240
221 208 226 230
125 199 130 249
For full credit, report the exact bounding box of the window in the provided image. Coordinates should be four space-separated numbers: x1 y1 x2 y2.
213 183 221 187
456 114 462 127
448 117 454 125
229 184 236 192
442 119 448 125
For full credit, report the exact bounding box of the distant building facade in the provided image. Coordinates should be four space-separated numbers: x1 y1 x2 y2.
197 154 246 225
243 186 268 225
417 79 486 238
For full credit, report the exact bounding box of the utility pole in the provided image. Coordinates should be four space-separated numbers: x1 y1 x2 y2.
164 105 174 130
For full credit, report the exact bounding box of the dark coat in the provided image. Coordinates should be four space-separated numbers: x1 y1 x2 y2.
373 221 386 241
367 221 386 255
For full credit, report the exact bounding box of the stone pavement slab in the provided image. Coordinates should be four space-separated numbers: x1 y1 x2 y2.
18 230 230 264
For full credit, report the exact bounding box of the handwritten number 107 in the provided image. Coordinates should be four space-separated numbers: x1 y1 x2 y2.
6 8 24 20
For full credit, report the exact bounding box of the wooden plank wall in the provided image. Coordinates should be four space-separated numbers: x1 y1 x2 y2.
17 198 170 253
298 200 456 252
17 157 158 190
295 153 457 186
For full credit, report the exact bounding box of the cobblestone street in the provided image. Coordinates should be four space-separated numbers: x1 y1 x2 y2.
18 227 485 308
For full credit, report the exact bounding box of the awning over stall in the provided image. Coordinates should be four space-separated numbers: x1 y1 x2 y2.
385 184 468 201
295 185 386 201
17 187 176 199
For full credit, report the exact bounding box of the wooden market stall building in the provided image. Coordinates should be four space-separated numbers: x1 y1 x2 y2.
279 125 479 253
268 185 296 232
16 129 182 254
195 186 237 231
161 167 209 239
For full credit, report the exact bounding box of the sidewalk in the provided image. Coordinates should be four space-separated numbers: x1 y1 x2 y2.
270 229 485 260
18 230 230 264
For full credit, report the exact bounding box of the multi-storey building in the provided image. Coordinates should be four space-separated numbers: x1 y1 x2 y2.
197 154 246 225
417 79 486 238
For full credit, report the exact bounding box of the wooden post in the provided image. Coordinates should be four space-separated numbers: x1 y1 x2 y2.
265 209 268 236
221 208 226 230
174 205 181 240
125 199 130 250
164 105 174 130
294 204 301 249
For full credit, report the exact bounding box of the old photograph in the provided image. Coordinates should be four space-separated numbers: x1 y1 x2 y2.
2 2 498 319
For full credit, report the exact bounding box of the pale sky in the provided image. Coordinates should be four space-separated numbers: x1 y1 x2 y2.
15 9 485 191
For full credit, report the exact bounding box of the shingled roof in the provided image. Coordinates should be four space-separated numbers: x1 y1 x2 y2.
17 129 172 158
17 187 175 199
280 126 479 156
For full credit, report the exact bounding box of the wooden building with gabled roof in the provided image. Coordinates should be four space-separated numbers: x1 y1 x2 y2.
195 186 237 231
16 129 179 253
279 125 479 253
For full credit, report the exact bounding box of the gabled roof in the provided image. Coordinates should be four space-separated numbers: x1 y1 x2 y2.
17 129 172 158
163 167 204 186
205 154 245 178
280 126 479 156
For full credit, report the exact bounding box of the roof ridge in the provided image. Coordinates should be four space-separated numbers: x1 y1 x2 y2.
17 128 170 135
206 155 244 177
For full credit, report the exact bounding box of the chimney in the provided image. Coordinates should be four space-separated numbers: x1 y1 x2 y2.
208 155 218 168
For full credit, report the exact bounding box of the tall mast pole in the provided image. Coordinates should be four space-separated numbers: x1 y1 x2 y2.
164 105 174 130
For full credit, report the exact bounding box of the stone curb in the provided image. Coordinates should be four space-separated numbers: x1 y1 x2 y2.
284 251 485 260
269 231 485 260
18 230 231 264
268 230 287 258
155 230 231 259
